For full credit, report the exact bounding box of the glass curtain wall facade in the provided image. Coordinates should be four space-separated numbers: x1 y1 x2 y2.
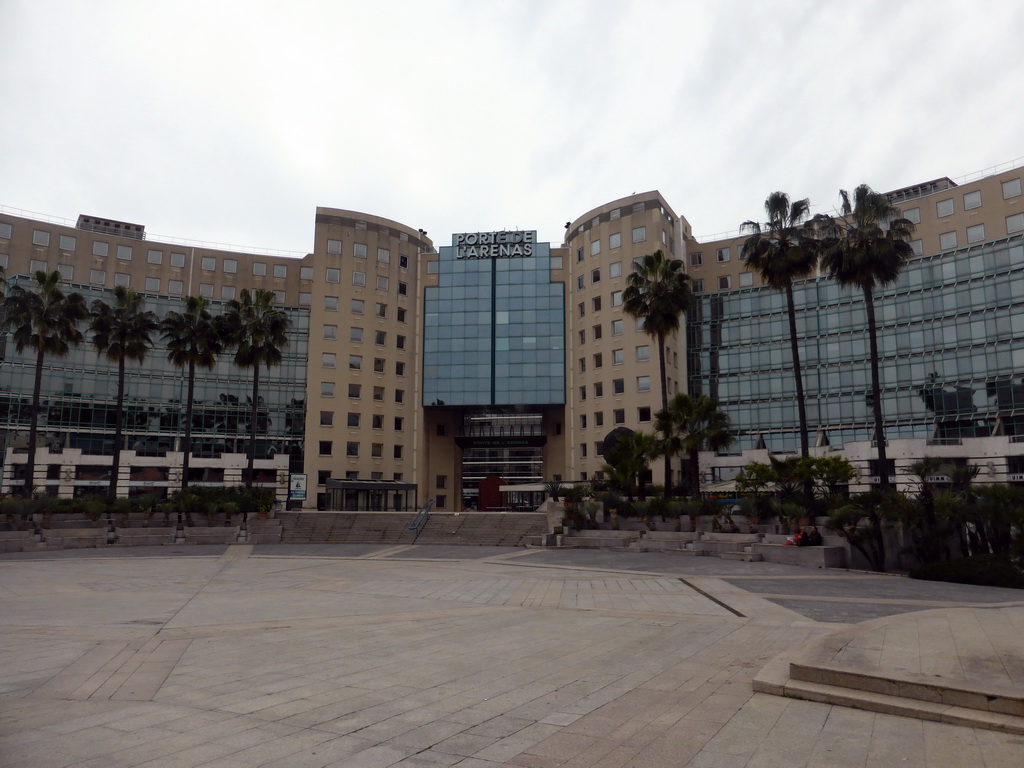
423 233 564 407
688 234 1024 455
0 279 309 494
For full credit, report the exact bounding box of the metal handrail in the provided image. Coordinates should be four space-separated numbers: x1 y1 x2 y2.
406 498 436 539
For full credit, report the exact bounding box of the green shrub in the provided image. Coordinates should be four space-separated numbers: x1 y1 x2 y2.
909 553 1024 589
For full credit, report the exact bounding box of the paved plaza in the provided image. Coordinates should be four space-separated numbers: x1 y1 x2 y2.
1 544 1023 767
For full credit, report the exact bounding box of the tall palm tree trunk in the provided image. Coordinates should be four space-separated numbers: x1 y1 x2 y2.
864 285 888 571
247 364 260 485
656 330 672 496
785 283 810 459
108 357 126 501
181 361 196 493
25 348 45 498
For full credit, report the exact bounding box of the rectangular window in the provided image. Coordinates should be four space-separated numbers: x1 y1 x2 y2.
593 353 602 369
201 256 216 271
274 264 287 279
90 269 106 284
352 271 366 286
320 411 334 426
326 239 342 255
146 249 162 265
613 349 624 365
689 251 703 267
377 248 390 263
93 241 109 257
937 198 954 217
346 442 359 457
613 409 625 424
323 382 336 397
910 239 924 256
611 290 622 307
59 234 76 251
716 247 730 263
347 413 360 427
579 357 586 373
593 296 602 311
374 358 385 373
394 417 403 431
372 415 384 429
580 443 587 458
347 383 360 398
56 264 73 281
323 324 337 339
376 276 389 290
318 471 332 486
591 268 600 284
612 319 623 335
632 226 646 243
638 407 651 422
145 277 160 292
692 279 704 293
397 307 406 322
1003 178 1022 199
372 443 383 458
170 252 185 267
1006 213 1024 234
580 414 588 429
395 389 404 403
252 262 267 276
273 290 285 303
579 386 587 401
117 245 132 261
300 266 314 280
609 232 621 249
394 445 403 459
397 335 406 349
298 292 312 306
319 441 333 456
577 275 585 290
398 282 408 296
966 223 985 243
577 247 584 263
594 411 604 427
353 243 367 258
594 382 603 398
436 474 449 490
609 261 622 279
593 324 602 340
637 376 651 392
351 299 363 314
373 386 384 401
115 273 132 288
399 254 408 268
718 275 732 290
578 329 586 345
350 327 363 342
939 231 958 250
636 345 649 362
375 330 386 345
613 379 625 394
396 361 405 375
963 190 982 210
32 230 51 246
375 302 387 318
579 302 585 317
739 271 753 287
0 222 11 239
168 279 183 294
30 259 47 272
903 207 921 225
590 239 601 256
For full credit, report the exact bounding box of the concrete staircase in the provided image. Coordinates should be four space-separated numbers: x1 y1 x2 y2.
754 607 1024 734
278 511 547 547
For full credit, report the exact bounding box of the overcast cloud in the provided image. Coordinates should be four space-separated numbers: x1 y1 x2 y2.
1 0 1021 254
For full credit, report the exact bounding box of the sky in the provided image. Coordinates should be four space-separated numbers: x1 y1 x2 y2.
1 0 1022 256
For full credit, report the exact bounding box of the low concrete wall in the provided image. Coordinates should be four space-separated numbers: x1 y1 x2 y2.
42 528 109 548
114 527 177 546
0 530 34 553
751 543 848 568
183 526 240 545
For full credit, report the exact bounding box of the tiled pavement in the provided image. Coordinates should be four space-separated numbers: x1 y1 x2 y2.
1 543 1023 767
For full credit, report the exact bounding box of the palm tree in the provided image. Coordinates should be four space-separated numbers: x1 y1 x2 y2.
655 393 733 499
742 192 818 458
602 430 656 500
2 271 88 497
622 250 692 494
819 185 915 492
222 289 290 486
90 287 159 500
160 296 223 493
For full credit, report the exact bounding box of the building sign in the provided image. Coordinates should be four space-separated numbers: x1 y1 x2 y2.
289 473 307 501
454 230 535 259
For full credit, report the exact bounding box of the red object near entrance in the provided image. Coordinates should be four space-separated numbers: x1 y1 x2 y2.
477 475 506 511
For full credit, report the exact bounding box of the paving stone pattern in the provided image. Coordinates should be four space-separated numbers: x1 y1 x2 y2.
1 545 1023 767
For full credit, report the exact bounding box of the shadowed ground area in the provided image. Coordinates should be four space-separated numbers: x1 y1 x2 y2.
1 544 1023 767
